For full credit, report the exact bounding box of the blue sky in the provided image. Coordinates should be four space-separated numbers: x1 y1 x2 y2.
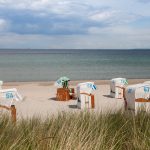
0 0 150 49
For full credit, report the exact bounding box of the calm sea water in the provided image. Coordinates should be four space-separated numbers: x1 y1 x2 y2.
0 49 150 82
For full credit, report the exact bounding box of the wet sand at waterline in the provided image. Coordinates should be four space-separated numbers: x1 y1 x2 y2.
2 79 150 119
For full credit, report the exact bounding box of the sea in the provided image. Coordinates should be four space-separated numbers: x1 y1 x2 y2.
0 49 150 82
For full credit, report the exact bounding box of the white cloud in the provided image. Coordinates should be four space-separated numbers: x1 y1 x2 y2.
0 0 150 48
26 24 39 30
0 0 52 10
88 25 150 37
0 18 8 31
89 11 116 21
0 0 87 14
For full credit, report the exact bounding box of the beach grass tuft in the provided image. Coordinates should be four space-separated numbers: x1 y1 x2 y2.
0 111 150 150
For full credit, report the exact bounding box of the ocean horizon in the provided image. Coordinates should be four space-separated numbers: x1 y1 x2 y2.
0 49 150 82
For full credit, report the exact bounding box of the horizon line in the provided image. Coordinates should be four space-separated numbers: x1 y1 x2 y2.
0 48 150 50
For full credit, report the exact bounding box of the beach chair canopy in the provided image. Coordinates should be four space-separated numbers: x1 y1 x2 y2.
55 76 70 88
0 88 23 107
77 82 97 94
78 82 96 90
125 83 150 101
111 78 128 87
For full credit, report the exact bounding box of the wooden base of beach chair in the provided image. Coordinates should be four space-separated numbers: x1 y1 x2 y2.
56 88 71 101
135 98 150 102
0 105 16 123
56 88 75 101
91 94 95 108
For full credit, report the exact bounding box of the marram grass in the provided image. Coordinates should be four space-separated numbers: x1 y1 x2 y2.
0 111 150 150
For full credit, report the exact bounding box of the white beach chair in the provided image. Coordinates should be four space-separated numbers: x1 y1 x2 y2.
77 82 96 109
125 83 150 113
0 81 23 122
110 78 127 99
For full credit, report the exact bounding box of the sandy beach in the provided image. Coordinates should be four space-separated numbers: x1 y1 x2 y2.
2 79 150 119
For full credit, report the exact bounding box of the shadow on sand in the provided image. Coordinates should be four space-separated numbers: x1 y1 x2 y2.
68 105 78 109
48 97 57 101
103 95 112 98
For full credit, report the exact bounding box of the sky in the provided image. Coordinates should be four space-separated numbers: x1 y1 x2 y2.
0 0 150 49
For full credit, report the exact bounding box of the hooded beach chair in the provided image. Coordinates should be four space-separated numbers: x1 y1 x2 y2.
77 82 96 109
125 83 150 112
54 76 74 101
0 84 23 122
110 78 128 99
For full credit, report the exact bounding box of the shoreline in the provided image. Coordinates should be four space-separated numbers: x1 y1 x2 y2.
3 79 150 86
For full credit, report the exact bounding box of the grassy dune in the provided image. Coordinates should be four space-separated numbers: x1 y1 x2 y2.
0 111 150 150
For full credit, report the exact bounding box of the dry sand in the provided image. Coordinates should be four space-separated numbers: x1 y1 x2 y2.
1 79 150 119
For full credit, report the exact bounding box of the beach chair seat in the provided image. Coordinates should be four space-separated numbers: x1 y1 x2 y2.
77 93 95 109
